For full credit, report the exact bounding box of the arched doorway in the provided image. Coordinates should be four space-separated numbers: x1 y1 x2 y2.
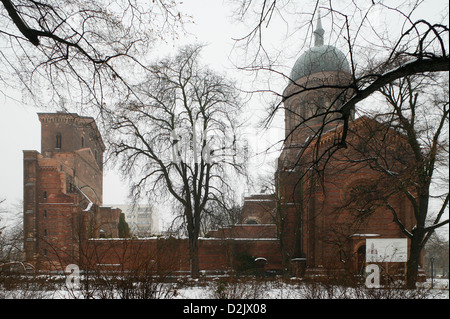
357 245 366 275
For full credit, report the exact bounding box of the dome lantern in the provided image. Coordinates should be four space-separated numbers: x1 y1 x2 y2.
313 12 324 47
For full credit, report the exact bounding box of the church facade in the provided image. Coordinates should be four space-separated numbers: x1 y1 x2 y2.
231 16 422 278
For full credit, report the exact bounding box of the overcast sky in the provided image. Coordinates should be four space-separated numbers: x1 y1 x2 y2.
0 0 448 232
0 0 287 224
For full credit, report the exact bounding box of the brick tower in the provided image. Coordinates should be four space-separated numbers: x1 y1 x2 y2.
23 112 107 271
277 14 353 264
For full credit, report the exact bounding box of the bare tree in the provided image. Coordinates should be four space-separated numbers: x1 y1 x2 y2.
0 0 184 110
231 0 448 287
107 45 247 278
230 0 448 156
424 233 449 278
315 71 448 287
363 73 448 288
1 200 25 281
200 191 243 237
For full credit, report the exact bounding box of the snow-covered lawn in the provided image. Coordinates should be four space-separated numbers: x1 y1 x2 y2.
172 278 449 299
1 277 448 299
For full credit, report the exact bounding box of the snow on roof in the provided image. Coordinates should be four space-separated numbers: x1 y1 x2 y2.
350 234 380 237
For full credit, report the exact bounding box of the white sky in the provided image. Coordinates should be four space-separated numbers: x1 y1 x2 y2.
0 0 287 226
0 0 448 233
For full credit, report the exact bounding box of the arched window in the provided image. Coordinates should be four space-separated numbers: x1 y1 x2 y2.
317 96 324 110
81 136 85 148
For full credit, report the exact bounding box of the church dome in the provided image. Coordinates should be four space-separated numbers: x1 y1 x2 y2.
290 45 350 82
289 14 350 82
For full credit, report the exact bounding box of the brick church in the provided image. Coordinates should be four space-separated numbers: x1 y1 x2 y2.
23 18 421 277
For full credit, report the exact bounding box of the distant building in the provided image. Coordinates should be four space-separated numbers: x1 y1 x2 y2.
109 205 159 237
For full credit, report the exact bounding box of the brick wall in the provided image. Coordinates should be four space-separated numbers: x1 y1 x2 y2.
206 224 277 239
240 194 276 224
276 115 420 274
82 237 283 273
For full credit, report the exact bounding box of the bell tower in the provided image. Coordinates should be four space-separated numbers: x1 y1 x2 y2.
276 15 353 267
283 14 353 147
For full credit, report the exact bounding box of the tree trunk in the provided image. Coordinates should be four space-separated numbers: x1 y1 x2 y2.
189 236 200 278
406 232 424 289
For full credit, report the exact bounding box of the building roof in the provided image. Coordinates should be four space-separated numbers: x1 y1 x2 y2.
289 15 350 82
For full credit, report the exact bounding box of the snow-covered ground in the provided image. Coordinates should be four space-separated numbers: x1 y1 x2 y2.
172 278 449 299
1 278 448 299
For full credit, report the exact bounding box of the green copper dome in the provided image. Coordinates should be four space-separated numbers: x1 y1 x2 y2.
290 45 350 81
290 14 350 82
